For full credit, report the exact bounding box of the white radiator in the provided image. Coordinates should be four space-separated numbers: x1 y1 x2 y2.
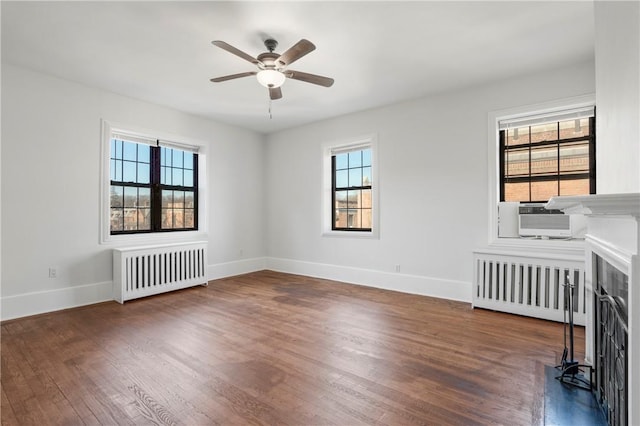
113 241 208 303
473 250 586 325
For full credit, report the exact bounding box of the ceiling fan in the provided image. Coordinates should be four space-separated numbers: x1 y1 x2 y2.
209 38 334 100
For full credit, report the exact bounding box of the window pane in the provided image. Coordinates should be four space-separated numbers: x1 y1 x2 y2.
335 153 348 170
161 208 172 228
162 190 173 208
123 141 137 161
361 209 372 228
174 210 184 228
184 153 194 170
505 182 530 202
506 127 530 146
362 149 371 167
530 122 558 143
184 170 193 187
185 191 195 208
138 208 151 230
161 166 170 185
335 190 348 206
173 191 185 206
110 208 123 231
123 161 136 182
559 142 589 173
114 139 122 159
560 179 590 196
506 148 529 177
347 209 361 228
335 209 348 228
361 189 372 208
347 190 359 207
161 147 170 166
123 208 138 230
110 185 123 208
335 170 348 188
559 118 590 139
124 187 137 207
114 160 122 182
137 144 150 163
172 168 183 186
531 180 558 201
349 151 362 167
138 187 151 207
184 210 195 228
137 163 150 184
349 168 362 187
362 167 372 186
530 145 558 176
172 150 183 168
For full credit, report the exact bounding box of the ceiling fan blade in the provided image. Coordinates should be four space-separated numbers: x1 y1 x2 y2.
209 71 257 83
276 39 316 67
212 40 261 65
269 87 282 100
285 70 334 87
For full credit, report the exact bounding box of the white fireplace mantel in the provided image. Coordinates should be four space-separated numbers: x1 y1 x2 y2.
547 193 639 425
546 193 640 217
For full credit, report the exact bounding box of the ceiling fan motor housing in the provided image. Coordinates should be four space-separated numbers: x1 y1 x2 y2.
264 38 278 52
257 52 280 70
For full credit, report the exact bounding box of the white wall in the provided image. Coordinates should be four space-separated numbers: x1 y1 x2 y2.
1 64 266 320
265 61 595 302
595 1 640 193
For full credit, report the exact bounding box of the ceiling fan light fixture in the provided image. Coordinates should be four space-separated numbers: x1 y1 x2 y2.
257 69 286 88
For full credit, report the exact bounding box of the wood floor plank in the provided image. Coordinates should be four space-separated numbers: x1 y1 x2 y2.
1 270 583 425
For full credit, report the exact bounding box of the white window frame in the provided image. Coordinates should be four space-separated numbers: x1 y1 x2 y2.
99 120 208 245
322 134 379 239
486 94 595 247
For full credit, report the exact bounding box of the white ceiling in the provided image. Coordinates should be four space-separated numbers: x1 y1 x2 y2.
1 1 594 134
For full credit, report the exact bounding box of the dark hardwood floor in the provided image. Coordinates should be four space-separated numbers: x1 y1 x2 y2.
1 270 584 425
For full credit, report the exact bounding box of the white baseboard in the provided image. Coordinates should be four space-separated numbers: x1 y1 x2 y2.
266 257 472 303
1 257 269 321
208 257 268 280
1 281 113 321
1 257 468 321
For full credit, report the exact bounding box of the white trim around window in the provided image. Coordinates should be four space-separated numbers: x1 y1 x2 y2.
99 119 209 245
486 94 595 249
321 133 379 239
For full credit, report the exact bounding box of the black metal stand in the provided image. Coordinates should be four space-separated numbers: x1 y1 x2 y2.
556 273 592 390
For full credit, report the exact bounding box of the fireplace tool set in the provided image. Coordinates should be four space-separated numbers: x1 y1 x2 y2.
556 273 593 390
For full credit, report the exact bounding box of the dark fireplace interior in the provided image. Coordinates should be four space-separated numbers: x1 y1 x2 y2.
594 254 629 426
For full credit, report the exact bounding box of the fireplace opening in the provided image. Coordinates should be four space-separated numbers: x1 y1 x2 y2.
594 254 629 426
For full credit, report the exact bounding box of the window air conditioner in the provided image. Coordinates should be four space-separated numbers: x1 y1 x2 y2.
518 203 587 238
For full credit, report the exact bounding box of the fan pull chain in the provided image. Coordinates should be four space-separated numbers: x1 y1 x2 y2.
268 98 273 119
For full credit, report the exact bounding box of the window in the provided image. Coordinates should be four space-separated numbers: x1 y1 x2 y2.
109 133 198 235
332 148 372 231
499 107 595 202
322 134 378 237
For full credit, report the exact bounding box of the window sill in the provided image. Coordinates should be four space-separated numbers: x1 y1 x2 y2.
322 229 379 239
482 236 585 260
101 229 208 247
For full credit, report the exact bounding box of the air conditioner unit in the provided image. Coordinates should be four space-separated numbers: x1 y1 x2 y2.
518 203 587 238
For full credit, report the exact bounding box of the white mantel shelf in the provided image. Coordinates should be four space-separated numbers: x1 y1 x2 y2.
546 193 640 216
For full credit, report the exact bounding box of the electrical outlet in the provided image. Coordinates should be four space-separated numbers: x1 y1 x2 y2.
394 264 401 273
239 248 244 256
48 268 57 279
